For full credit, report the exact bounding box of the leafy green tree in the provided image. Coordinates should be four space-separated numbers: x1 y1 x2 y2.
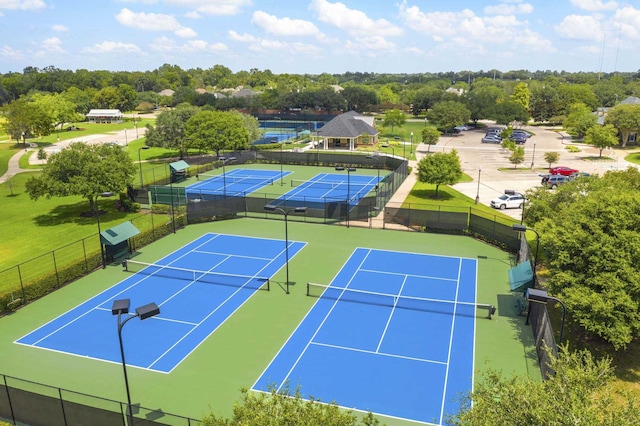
563 103 597 139
509 146 525 168
185 110 249 157
510 82 530 110
525 168 640 349
342 86 378 112
451 347 640 425
501 139 516 151
605 104 640 147
544 151 559 168
465 85 505 122
425 101 470 131
490 100 529 125
30 93 81 135
421 127 441 152
144 106 199 158
382 108 405 135
529 83 561 122
1 97 53 145
25 142 135 213
410 86 444 116
558 83 599 112
585 124 618 157
238 112 260 145
416 149 463 197
202 385 379 426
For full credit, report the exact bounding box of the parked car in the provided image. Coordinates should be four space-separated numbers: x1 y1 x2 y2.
511 130 531 138
482 135 503 144
454 125 469 132
509 134 527 144
491 192 525 210
549 166 579 176
546 175 570 189
540 174 551 184
568 171 590 180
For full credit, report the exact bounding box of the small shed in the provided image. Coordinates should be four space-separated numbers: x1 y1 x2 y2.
100 221 141 263
169 160 190 183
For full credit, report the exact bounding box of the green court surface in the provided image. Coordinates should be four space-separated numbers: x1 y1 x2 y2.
0 218 538 425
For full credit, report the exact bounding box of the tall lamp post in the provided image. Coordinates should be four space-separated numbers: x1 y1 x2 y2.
410 132 413 157
111 299 160 426
280 143 284 185
525 288 567 346
531 141 537 169
263 205 308 294
335 166 356 228
219 156 236 198
475 167 482 204
512 224 540 280
137 145 150 188
366 155 381 208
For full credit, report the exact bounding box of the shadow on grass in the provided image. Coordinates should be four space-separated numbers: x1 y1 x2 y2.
409 188 455 201
33 200 129 227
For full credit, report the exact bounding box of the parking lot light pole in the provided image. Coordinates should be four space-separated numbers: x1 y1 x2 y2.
531 142 537 169
263 205 308 294
410 132 413 157
111 299 160 426
475 168 482 204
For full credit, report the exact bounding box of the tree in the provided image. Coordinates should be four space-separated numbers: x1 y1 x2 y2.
341 86 378 112
525 168 640 349
202 385 379 426
382 109 405 135
416 149 463 197
451 347 640 425
185 110 249 157
425 101 470 131
501 139 516 152
25 142 135 213
563 103 597 139
605 104 640 147
510 82 530 110
1 97 53 145
465 85 504 122
544 151 559 168
585 124 618 157
421 127 441 152
509 146 525 168
490 100 530 125
144 106 199 158
30 92 81 136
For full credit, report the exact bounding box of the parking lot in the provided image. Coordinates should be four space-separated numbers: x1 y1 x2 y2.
429 124 631 220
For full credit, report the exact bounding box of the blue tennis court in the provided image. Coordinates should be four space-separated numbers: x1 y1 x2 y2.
15 233 306 374
187 169 290 200
271 173 380 209
253 248 479 425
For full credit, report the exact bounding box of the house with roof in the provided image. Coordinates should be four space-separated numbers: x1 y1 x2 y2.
316 111 379 151
595 96 640 144
85 109 123 124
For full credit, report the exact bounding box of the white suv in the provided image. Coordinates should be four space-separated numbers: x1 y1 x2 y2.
490 193 525 210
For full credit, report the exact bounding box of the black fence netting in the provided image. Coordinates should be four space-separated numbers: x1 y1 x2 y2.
528 301 558 379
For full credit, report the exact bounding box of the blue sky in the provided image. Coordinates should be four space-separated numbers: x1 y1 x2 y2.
1 0 638 75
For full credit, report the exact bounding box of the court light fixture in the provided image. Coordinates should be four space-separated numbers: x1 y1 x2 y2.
512 224 540 279
111 299 160 426
525 288 566 346
264 204 308 294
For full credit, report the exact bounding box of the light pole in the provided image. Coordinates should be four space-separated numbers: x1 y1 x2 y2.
410 132 413 157
166 164 176 234
124 129 128 147
366 155 381 208
263 205 308 294
134 117 138 139
137 146 149 188
280 143 284 185
512 224 540 280
111 299 160 426
531 141 537 169
475 168 482 205
219 156 236 198
525 288 566 346
316 130 322 167
335 166 356 227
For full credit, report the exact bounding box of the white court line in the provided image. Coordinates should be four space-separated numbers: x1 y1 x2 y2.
310 341 446 365
191 249 273 261
359 268 457 282
376 274 408 353
275 249 373 393
438 257 464 424
94 307 199 326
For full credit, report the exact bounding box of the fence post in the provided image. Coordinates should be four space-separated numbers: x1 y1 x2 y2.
52 251 60 288
17 265 25 303
82 238 88 272
3 375 16 425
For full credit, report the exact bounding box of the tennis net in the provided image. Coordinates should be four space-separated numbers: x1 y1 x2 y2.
124 260 270 291
196 174 275 185
291 179 373 191
306 282 495 318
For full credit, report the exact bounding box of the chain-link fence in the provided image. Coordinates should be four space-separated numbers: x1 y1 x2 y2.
0 374 200 426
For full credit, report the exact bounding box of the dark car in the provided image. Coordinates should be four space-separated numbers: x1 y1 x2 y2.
482 134 502 144
546 175 569 189
509 134 527 144
550 166 579 176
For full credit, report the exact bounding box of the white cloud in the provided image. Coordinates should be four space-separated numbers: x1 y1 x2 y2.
149 36 228 53
0 45 25 60
252 11 321 37
115 8 196 38
83 41 142 53
310 0 401 37
0 0 47 11
41 36 64 52
555 15 603 40
164 0 252 16
613 6 640 40
484 3 534 15
569 0 618 12
228 30 321 55
52 24 68 32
